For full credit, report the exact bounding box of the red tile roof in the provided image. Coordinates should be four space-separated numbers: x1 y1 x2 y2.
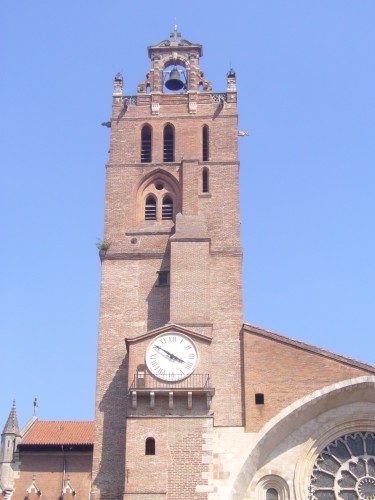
20 421 94 446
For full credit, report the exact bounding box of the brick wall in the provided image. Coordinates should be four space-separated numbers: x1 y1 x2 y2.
12 451 92 500
243 326 375 432
124 418 212 499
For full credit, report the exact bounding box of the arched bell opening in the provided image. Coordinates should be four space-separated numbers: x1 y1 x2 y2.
163 63 187 93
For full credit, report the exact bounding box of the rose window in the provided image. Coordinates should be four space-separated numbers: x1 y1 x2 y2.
310 432 375 499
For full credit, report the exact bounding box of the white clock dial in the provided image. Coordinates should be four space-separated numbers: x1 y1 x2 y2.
145 333 198 381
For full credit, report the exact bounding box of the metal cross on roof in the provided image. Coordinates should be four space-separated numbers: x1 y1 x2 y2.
170 24 181 41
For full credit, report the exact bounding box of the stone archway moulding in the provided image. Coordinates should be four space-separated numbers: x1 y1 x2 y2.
294 416 375 499
230 376 375 500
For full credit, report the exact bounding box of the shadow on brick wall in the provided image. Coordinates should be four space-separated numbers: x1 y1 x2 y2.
94 356 128 498
146 253 170 331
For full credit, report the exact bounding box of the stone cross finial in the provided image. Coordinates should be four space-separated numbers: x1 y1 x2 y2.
170 24 181 41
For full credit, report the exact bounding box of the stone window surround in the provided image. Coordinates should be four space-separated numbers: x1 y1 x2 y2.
136 170 180 224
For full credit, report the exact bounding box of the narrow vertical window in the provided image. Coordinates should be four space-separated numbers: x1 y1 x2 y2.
202 168 209 193
163 124 174 162
162 196 173 220
145 196 156 220
202 125 209 161
266 488 278 500
141 125 152 163
145 437 155 455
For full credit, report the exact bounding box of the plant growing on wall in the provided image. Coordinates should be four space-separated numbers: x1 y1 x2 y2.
96 239 111 251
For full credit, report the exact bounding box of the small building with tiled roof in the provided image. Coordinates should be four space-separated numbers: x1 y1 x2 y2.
0 416 94 499
19 420 94 447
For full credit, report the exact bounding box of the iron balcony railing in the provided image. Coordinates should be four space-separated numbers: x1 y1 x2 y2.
130 372 212 391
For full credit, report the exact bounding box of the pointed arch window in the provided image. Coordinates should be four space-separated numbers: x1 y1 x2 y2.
141 125 152 163
145 437 155 455
202 125 209 161
145 196 156 220
202 168 209 193
163 124 174 162
162 196 173 220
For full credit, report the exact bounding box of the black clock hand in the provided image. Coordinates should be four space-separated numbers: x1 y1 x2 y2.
154 345 185 363
170 353 185 363
154 345 172 356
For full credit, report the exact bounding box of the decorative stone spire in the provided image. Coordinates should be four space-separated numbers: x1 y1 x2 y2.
226 68 237 92
113 72 123 96
2 401 19 436
0 401 21 492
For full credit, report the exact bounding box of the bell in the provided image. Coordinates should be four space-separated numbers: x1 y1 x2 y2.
165 68 184 91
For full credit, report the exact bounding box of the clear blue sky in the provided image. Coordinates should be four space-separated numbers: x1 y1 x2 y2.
1 1 374 428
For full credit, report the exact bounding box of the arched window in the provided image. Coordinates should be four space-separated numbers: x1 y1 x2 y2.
202 168 209 193
202 125 209 161
141 125 152 163
266 488 278 500
162 196 173 220
163 124 174 162
145 196 156 220
145 437 155 455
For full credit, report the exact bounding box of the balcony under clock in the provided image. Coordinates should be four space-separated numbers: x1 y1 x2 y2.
129 372 215 410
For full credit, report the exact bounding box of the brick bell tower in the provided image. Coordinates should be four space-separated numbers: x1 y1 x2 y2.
92 28 243 499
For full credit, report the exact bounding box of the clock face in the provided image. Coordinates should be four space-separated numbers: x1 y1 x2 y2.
145 333 198 381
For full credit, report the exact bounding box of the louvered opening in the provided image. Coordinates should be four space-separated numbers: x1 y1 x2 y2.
163 125 174 162
145 196 156 220
202 125 209 161
141 125 152 163
202 168 209 193
162 196 173 220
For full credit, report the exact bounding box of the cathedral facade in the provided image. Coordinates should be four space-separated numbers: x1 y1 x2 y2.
1 31 375 500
